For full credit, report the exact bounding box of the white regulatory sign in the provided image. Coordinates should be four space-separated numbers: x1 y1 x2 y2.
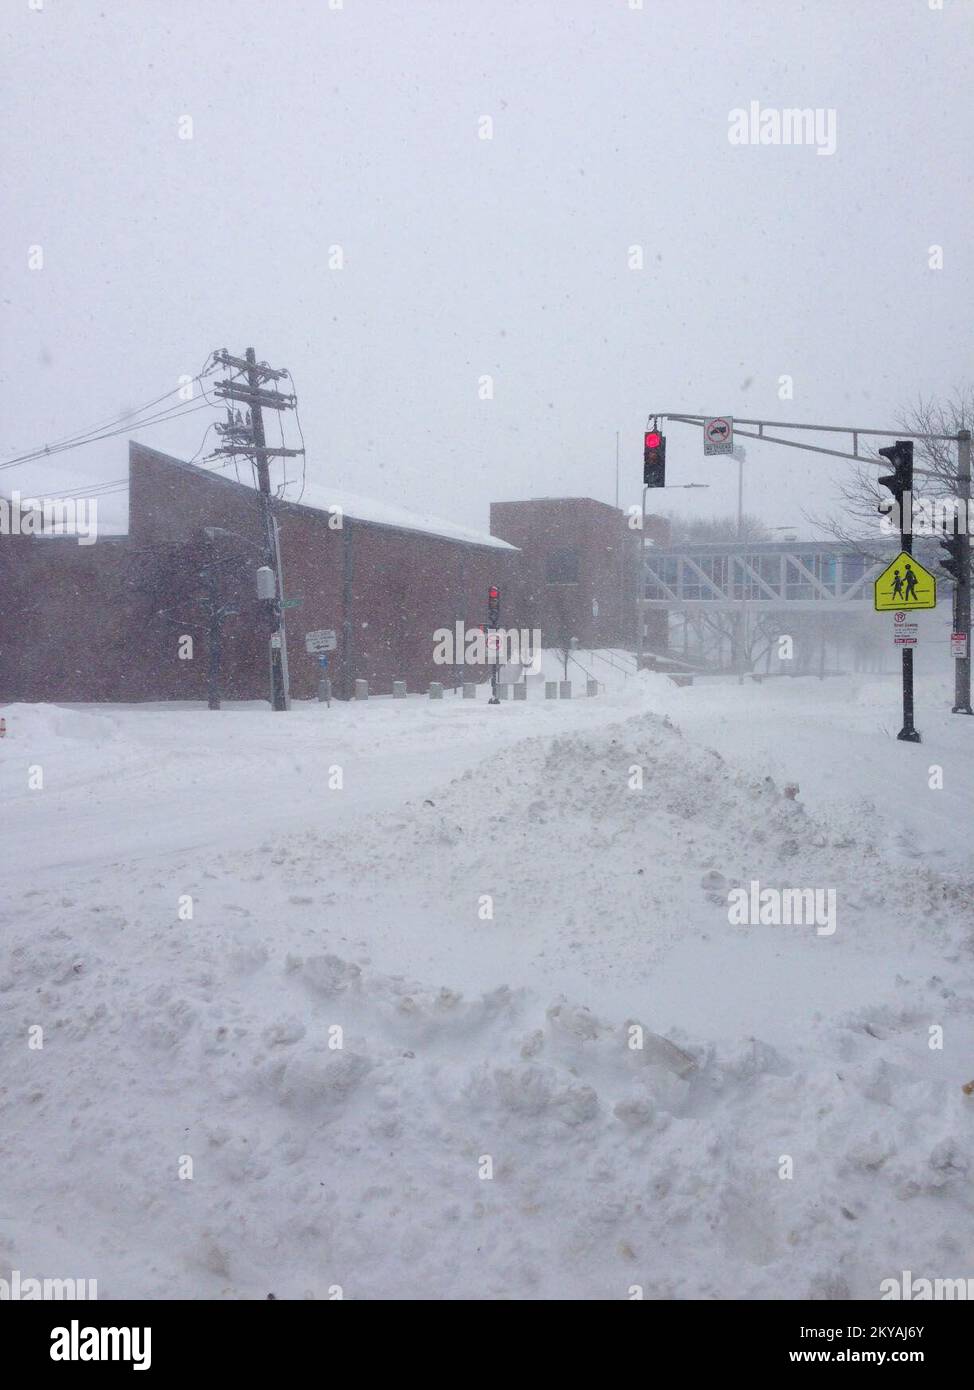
892 612 919 647
305 628 338 654
704 417 734 455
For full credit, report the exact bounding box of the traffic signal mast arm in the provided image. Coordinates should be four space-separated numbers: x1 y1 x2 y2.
652 414 957 477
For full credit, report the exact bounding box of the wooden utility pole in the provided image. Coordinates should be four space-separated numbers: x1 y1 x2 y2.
211 347 303 711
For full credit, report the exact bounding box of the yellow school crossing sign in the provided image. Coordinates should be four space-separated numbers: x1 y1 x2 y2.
874 551 937 611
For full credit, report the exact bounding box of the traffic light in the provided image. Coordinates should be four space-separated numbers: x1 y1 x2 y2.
644 431 666 488
487 585 500 626
877 440 913 510
940 524 967 583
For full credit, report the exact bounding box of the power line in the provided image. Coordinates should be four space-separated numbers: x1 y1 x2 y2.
0 399 212 472
0 360 220 471
284 368 308 503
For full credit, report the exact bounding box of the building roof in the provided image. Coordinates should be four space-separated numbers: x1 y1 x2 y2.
491 496 622 510
129 444 516 552
286 482 516 551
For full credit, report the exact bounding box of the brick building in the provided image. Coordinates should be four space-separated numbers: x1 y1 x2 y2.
0 443 516 704
0 452 670 705
489 496 669 652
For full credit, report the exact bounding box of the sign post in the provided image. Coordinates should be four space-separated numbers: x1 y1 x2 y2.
487 586 501 705
305 631 336 705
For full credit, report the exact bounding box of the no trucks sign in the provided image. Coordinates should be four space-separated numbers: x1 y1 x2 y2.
704 417 734 455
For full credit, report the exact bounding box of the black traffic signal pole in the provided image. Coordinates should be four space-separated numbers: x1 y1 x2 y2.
878 441 920 742
952 430 972 713
635 425 668 671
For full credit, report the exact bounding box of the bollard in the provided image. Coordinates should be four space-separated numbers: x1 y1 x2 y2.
586 679 598 698
354 679 369 700
463 682 477 699
559 680 572 699
317 676 332 705
545 681 558 700
393 680 407 699
513 684 527 701
429 682 443 699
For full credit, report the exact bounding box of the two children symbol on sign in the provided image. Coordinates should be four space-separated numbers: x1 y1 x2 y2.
889 563 920 604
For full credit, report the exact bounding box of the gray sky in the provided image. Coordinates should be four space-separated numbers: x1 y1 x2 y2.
3 0 972 536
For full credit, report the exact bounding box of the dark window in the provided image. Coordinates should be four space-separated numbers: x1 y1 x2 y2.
546 547 580 583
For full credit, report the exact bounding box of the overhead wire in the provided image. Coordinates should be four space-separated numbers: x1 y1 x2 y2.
1 357 221 471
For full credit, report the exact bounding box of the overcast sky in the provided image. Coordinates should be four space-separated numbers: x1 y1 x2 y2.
3 0 972 537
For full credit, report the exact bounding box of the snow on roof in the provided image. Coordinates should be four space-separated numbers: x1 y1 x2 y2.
281 482 517 552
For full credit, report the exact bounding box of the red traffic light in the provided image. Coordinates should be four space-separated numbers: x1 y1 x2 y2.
488 586 499 599
644 431 662 450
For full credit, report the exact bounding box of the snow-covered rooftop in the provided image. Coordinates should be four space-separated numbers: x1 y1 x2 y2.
279 482 516 552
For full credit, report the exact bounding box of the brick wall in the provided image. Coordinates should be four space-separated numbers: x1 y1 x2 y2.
0 444 516 704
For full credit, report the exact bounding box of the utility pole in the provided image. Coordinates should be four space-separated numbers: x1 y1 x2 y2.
211 347 303 711
953 430 972 714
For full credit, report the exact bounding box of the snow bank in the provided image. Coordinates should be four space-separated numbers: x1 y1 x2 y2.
3 695 973 1299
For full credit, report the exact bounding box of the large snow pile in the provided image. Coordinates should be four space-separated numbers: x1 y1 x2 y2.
3 692 973 1299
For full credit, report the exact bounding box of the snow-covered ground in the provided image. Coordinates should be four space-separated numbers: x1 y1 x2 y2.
2 661 973 1299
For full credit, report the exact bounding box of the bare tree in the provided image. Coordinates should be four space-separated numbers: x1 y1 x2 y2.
809 389 972 573
547 584 575 679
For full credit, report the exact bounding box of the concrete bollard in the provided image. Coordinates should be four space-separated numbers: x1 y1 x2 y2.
354 679 369 700
545 681 558 700
429 682 444 699
463 682 477 699
586 679 598 697
393 680 407 699
559 680 572 699
513 684 527 701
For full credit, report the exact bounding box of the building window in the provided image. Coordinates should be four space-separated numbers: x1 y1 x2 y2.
545 547 580 583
